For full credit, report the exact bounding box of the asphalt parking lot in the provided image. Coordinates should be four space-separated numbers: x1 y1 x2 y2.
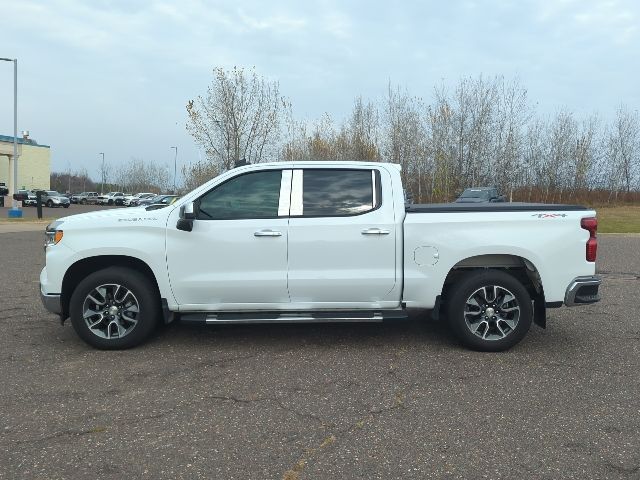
0 231 639 479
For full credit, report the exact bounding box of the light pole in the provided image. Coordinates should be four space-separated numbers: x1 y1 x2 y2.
1 57 19 213
99 152 105 194
170 146 177 194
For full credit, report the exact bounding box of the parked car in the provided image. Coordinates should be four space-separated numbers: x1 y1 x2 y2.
455 187 506 203
40 161 601 351
73 192 99 204
137 194 179 207
115 194 131 206
15 189 38 206
0 182 8 196
125 192 156 207
97 192 125 206
41 190 70 208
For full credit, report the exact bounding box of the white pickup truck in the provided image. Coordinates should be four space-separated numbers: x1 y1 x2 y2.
40 161 601 351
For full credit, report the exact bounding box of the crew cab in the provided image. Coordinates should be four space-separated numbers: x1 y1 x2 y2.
40 162 601 351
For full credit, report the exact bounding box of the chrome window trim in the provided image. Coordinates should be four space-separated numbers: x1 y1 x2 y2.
278 169 293 216
290 169 303 216
372 170 377 208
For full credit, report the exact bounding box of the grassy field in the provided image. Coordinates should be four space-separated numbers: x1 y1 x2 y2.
594 206 640 233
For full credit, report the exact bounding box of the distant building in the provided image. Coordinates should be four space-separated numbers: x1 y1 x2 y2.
0 132 51 192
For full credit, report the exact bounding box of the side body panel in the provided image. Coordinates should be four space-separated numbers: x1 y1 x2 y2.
402 210 597 308
40 209 175 307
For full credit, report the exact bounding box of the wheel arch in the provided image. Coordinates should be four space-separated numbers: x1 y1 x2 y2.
61 255 161 319
440 253 547 328
443 254 543 299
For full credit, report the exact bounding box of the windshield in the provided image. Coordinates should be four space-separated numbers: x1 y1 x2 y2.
460 189 491 199
46 191 61 196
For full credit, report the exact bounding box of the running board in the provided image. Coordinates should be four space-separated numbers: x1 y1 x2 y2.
179 310 408 325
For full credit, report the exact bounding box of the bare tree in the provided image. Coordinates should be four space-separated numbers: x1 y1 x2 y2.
383 84 426 200
186 66 285 172
605 106 640 200
181 159 219 192
98 160 111 194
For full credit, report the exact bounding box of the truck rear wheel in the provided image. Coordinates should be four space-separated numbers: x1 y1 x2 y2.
446 269 533 351
69 267 159 349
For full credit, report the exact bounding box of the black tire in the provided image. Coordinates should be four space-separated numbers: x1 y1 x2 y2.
108 199 113 205
69 267 160 349
81 199 87 205
446 269 533 352
63 204 70 208
46 200 53 208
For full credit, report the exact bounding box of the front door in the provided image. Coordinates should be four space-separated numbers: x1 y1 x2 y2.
166 168 291 310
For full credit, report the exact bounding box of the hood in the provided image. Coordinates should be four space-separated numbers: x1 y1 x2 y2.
55 204 175 226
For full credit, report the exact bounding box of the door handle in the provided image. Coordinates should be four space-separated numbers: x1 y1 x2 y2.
254 229 282 237
361 228 390 235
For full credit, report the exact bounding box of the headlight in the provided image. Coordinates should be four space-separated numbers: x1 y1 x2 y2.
45 221 64 247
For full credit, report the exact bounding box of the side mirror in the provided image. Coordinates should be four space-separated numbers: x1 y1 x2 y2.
176 202 195 232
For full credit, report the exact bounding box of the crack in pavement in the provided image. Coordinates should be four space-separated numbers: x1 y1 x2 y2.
280 387 413 480
9 409 174 445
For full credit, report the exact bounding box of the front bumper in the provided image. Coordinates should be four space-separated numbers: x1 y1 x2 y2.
40 286 62 316
565 276 602 306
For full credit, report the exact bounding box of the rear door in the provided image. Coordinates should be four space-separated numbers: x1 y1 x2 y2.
286 167 400 309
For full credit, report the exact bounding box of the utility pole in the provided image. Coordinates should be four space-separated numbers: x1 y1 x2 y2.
170 146 178 194
1 57 19 214
99 152 105 194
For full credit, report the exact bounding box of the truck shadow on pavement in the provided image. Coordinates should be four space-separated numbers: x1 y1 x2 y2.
153 315 460 351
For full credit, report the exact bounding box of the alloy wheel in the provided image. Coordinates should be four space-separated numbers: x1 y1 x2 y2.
82 283 140 339
463 285 521 341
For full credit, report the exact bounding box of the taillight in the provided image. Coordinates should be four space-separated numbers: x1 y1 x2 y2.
581 217 597 262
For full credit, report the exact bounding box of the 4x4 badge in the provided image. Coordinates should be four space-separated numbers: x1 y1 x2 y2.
531 213 568 218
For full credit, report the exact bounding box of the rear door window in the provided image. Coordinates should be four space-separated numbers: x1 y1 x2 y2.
300 169 379 217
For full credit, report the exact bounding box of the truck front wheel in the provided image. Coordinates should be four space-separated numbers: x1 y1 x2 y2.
446 270 533 351
69 267 159 349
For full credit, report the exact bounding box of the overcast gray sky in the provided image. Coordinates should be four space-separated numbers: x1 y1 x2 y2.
0 0 638 180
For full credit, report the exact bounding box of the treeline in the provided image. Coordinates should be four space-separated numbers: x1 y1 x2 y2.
52 158 173 194
186 68 640 204
110 158 172 194
50 170 96 193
